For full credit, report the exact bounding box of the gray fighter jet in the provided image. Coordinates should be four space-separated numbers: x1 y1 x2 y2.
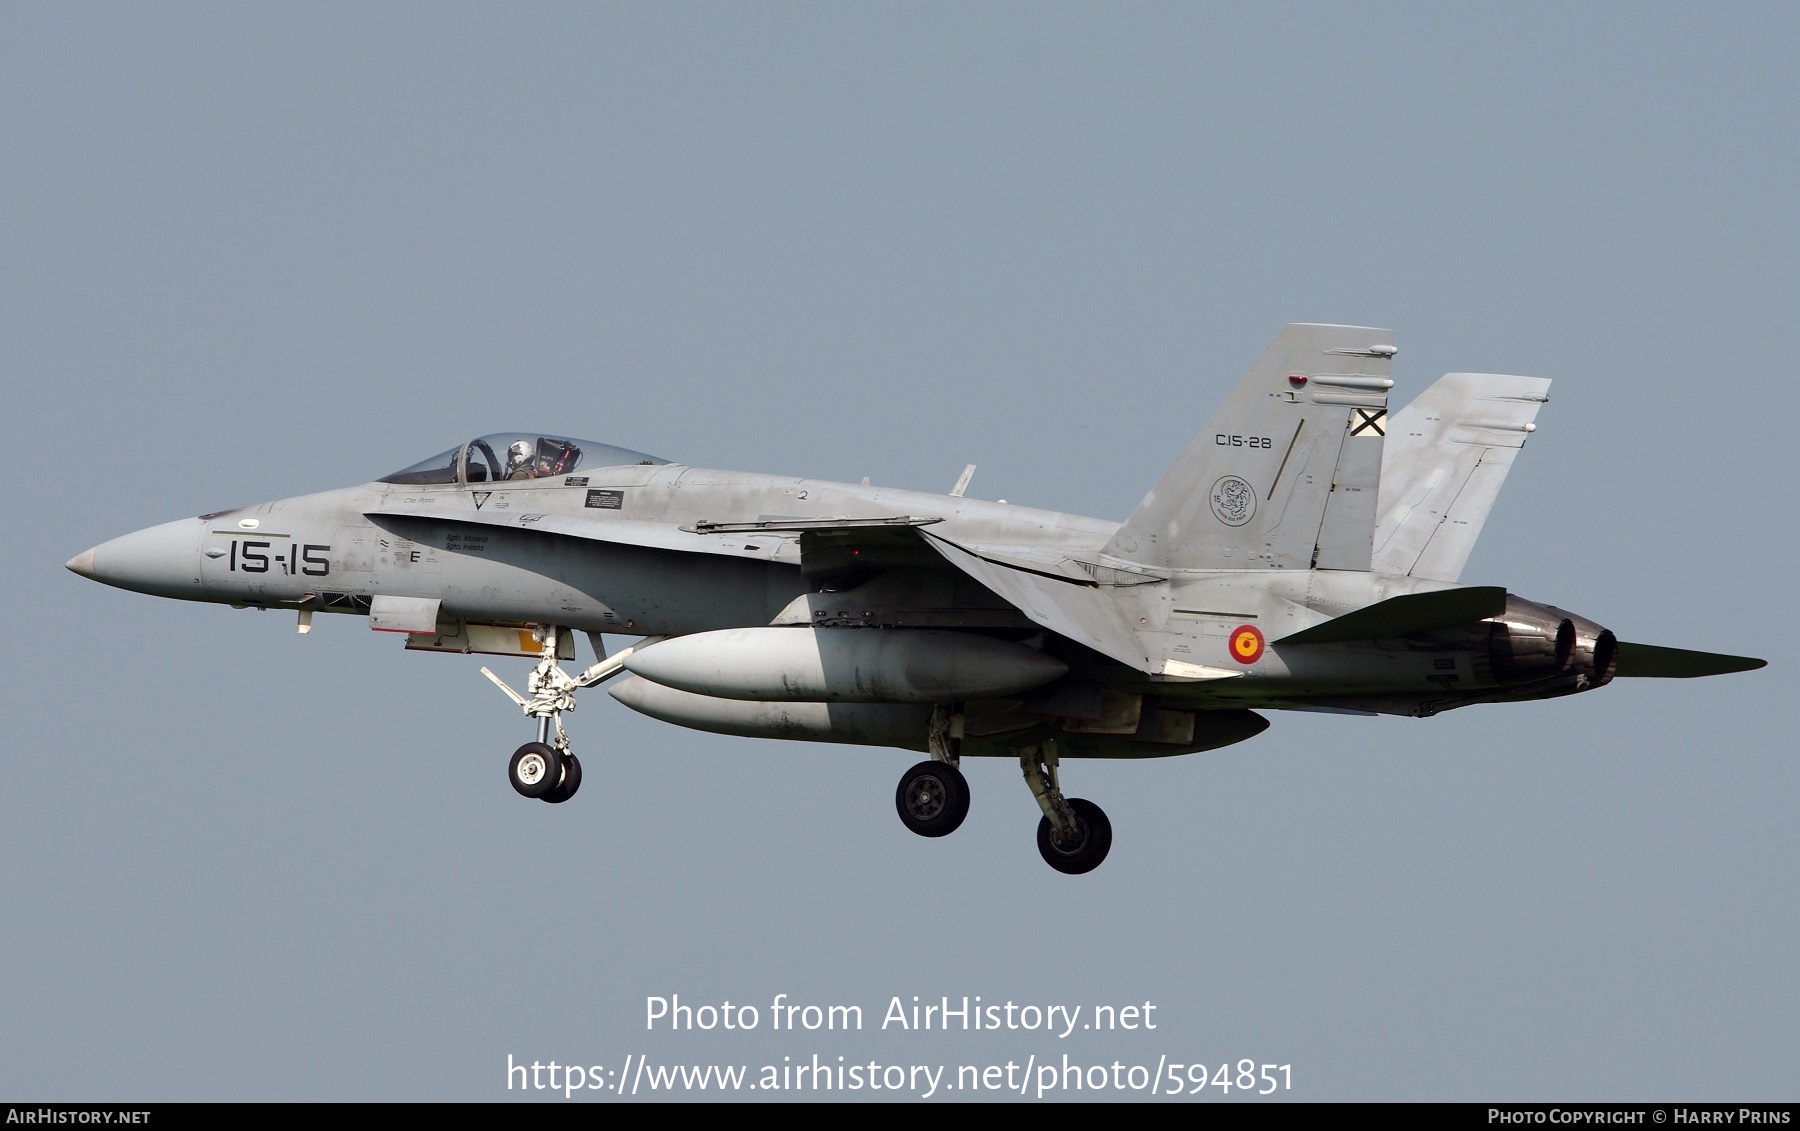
67 325 1764 873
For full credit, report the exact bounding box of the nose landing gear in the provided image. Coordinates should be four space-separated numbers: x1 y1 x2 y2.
540 751 582 804
483 628 662 805
508 741 570 799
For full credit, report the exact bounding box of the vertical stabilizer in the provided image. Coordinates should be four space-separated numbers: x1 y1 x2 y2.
1372 372 1551 581
1104 324 1394 571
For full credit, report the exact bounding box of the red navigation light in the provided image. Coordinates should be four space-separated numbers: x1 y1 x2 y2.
1288 374 1308 387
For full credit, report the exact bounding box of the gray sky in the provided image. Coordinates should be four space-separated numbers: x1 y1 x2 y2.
3 2 1794 1101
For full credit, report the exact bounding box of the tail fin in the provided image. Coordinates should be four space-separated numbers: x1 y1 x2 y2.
1104 323 1394 571
1371 373 1550 581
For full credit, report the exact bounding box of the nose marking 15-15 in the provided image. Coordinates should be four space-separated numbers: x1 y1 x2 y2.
207 532 332 576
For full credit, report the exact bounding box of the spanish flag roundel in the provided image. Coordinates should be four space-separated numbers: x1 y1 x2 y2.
1229 624 1265 665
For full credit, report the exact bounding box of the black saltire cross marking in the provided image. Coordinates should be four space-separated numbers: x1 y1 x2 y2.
1351 409 1386 437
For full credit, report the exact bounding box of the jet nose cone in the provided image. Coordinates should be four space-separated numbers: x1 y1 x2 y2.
71 518 204 598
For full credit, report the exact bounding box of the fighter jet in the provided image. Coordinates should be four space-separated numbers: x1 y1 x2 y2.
67 324 1764 873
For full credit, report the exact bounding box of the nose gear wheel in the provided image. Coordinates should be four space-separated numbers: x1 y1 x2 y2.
541 752 582 804
509 742 563 799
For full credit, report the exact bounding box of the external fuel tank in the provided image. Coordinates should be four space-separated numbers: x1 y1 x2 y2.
621 627 1068 703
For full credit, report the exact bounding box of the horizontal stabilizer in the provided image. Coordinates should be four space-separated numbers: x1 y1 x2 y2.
1278 586 1508 645
1612 643 1767 678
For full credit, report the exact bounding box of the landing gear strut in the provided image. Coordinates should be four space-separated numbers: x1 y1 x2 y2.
483 628 663 805
1021 741 1111 874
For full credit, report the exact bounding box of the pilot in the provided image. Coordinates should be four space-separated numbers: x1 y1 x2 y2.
503 440 536 480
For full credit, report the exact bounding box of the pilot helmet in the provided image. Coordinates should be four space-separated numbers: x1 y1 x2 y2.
506 440 534 469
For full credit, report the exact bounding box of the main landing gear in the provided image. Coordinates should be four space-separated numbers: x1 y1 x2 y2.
483 628 663 806
891 708 1113 874
895 704 971 836
896 760 970 836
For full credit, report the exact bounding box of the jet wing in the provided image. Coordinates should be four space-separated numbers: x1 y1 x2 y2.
686 516 941 535
365 506 951 569
1612 643 1767 678
369 500 1161 669
920 531 1152 670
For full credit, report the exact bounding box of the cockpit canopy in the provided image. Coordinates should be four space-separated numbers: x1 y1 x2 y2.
379 433 670 486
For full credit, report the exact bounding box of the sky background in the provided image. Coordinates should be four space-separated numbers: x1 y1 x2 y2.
2 2 1794 1101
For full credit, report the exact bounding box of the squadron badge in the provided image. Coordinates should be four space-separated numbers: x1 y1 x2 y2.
1209 475 1257 527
